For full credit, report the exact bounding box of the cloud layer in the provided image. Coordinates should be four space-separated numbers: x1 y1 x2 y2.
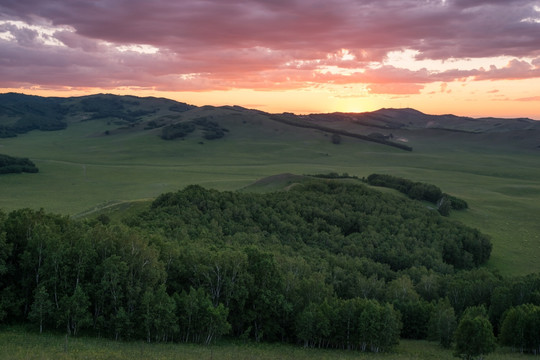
1 0 540 95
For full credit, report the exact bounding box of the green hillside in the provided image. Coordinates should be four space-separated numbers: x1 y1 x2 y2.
1 179 539 358
0 93 539 276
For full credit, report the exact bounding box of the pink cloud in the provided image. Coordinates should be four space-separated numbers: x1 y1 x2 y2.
368 83 424 95
1 0 540 95
473 59 540 80
515 96 540 102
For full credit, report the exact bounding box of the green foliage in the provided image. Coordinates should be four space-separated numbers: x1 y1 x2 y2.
161 117 228 140
143 120 161 130
81 96 156 122
0 93 67 137
296 301 332 348
366 174 468 215
112 306 132 341
488 274 540 333
123 181 495 347
28 285 54 333
428 298 456 348
241 247 287 342
386 275 432 339
0 181 539 356
443 194 468 210
0 93 196 140
499 304 540 354
393 300 433 340
0 95 538 279
361 301 402 352
454 306 496 360
175 287 230 344
59 284 92 336
308 172 358 180
296 298 402 352
437 197 452 216
0 213 12 322
0 154 38 174
331 133 342 144
194 117 229 140
0 211 11 278
141 285 177 342
169 104 194 112
161 121 196 140
0 125 17 138
146 181 491 272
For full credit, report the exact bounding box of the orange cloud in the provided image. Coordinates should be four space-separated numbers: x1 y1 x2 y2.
1 0 540 118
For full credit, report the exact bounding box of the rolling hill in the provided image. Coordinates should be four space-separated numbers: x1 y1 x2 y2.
1 92 539 150
0 92 539 276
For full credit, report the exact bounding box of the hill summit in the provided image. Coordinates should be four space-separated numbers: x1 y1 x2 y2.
1 92 539 150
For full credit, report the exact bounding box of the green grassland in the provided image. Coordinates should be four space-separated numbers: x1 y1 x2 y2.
0 326 528 360
0 107 539 277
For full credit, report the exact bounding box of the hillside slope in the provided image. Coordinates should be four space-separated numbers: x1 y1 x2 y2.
0 93 539 276
2 93 539 151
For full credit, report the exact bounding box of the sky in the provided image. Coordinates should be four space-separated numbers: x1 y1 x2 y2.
1 0 540 118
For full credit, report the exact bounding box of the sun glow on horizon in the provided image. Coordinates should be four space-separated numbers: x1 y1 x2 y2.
2 84 540 120
1 1 540 119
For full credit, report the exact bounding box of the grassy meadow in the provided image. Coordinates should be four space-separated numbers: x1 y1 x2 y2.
0 114 539 278
0 326 530 360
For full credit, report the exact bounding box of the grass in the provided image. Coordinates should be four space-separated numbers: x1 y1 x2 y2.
0 118 539 276
0 326 530 360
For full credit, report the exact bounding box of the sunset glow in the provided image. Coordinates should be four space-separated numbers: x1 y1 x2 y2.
1 0 540 118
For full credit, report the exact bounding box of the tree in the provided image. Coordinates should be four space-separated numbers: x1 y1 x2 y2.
59 284 92 336
28 285 53 333
296 302 331 348
454 307 496 360
386 275 420 303
241 247 287 342
437 196 452 216
0 216 12 322
394 299 433 339
204 303 231 345
112 306 132 341
0 214 10 277
358 300 401 352
176 287 230 344
140 285 177 342
296 303 318 348
428 298 456 348
500 304 540 354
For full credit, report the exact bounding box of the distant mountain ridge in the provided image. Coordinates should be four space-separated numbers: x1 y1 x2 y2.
1 92 539 150
309 107 539 133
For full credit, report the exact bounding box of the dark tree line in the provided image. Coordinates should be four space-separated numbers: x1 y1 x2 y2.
0 93 196 139
366 174 468 215
80 96 158 123
0 93 68 138
499 303 540 354
0 180 538 356
0 110 66 137
161 122 197 140
268 114 413 151
309 172 358 180
0 154 38 174
161 117 228 141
